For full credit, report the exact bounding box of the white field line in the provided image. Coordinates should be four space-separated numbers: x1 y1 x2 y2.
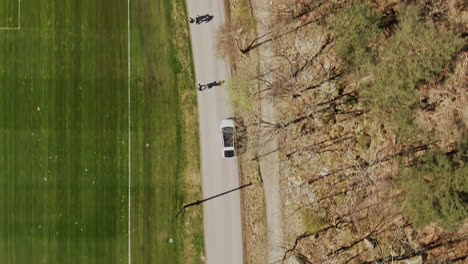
17 0 20 29
127 0 132 263
0 0 20 30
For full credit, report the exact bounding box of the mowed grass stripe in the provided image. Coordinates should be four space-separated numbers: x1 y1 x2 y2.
0 0 18 28
129 0 196 262
0 0 128 263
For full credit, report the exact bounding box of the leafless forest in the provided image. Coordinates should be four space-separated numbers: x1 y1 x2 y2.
221 0 467 263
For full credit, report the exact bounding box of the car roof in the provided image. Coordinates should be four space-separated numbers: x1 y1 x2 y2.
220 119 235 128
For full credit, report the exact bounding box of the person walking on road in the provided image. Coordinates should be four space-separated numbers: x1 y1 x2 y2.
197 80 225 91
187 14 214 24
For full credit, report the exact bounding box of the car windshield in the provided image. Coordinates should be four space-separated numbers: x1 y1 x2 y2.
222 127 234 147
224 150 235 158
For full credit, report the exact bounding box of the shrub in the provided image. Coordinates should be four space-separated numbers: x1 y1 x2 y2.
302 208 329 234
227 68 258 115
360 5 464 140
331 1 383 68
399 140 468 231
356 133 371 152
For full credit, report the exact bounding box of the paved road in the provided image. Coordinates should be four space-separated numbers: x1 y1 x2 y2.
185 1 244 264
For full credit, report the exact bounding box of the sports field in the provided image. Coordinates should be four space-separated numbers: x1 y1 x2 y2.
0 0 18 29
0 0 202 263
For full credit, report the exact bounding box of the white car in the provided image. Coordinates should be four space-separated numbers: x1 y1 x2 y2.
220 119 236 158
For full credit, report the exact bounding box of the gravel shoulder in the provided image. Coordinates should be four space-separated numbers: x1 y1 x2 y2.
249 1 285 262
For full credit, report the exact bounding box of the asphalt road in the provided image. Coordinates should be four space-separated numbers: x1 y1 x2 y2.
185 1 244 263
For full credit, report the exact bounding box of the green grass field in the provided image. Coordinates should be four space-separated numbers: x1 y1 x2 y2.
0 0 202 263
0 0 18 28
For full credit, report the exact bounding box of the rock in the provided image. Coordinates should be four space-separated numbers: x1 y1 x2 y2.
286 254 307 264
364 237 379 249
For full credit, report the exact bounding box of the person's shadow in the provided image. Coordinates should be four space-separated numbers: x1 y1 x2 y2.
197 14 214 24
203 15 214 23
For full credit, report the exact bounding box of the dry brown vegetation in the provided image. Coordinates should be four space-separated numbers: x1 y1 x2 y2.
222 0 269 263
221 0 467 263
417 52 468 151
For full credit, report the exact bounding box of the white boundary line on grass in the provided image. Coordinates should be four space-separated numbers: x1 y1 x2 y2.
0 0 21 30
127 0 132 263
18 0 20 29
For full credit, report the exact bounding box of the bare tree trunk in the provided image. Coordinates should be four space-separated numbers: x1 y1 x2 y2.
282 232 314 262
327 218 387 257
286 133 355 158
289 34 333 78
282 217 350 262
292 73 343 99
316 183 359 204
236 16 322 54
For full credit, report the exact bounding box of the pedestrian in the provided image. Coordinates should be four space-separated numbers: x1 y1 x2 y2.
187 17 195 24
197 84 205 91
